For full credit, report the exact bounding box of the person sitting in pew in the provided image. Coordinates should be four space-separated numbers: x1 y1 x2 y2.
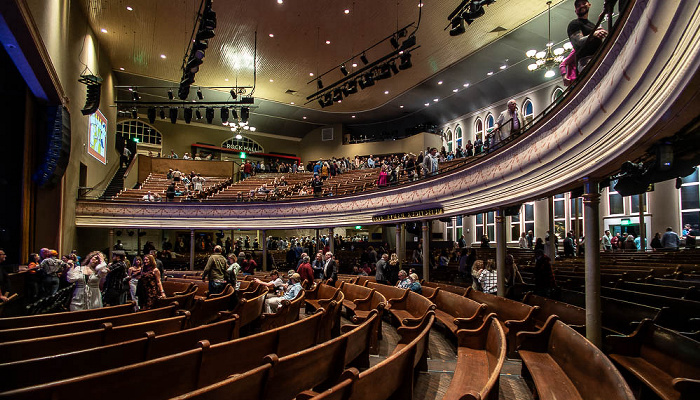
408 273 422 294
477 259 498 295
396 270 411 289
264 273 302 313
254 270 285 294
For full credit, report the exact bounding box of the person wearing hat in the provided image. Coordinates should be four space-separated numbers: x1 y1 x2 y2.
264 273 302 313
103 250 128 306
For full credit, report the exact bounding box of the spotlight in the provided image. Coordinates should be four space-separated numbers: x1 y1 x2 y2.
167 89 174 100
333 88 343 102
362 72 375 88
449 17 466 36
184 107 193 124
390 36 399 49
147 107 156 123
181 72 195 86
318 98 327 108
240 107 249 123
131 109 138 119
360 53 369 65
230 89 237 99
377 64 391 80
400 35 416 50
131 89 140 101
192 39 208 52
195 109 202 120
389 61 399 74
220 107 229 123
187 57 203 73
317 78 323 89
463 3 486 24
323 92 333 106
231 109 239 120
342 80 358 96
197 88 203 100
340 64 348 76
398 52 412 70
205 107 214 123
159 108 166 120
169 107 178 124
178 84 190 100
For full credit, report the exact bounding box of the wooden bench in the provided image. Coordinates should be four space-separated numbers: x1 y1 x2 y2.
466 287 539 357
157 282 198 309
606 319 700 400
339 283 386 354
255 290 305 332
188 284 237 327
430 288 487 335
421 281 469 296
523 292 585 333
365 282 435 326
163 280 196 296
0 301 135 329
305 283 342 312
169 363 273 400
0 303 181 343
220 290 266 338
517 315 635 400
443 313 506 400
613 280 700 301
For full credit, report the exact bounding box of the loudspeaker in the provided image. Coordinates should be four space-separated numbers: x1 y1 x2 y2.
33 106 71 188
81 83 102 115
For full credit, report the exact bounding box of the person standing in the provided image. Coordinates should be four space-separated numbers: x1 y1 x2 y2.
533 250 556 298
422 148 439 177
493 99 523 146
661 227 681 249
67 251 108 311
126 256 142 308
202 245 228 295
297 255 314 287
601 230 613 251
103 250 128 306
136 255 165 310
375 253 389 285
567 0 608 71
322 252 337 284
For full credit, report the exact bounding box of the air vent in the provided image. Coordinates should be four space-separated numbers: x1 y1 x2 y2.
490 26 507 33
285 89 297 94
321 128 334 141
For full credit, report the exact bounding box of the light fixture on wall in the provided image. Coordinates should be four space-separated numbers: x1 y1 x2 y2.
526 1 572 79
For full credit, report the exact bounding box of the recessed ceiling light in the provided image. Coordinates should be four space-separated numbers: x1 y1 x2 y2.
325 40 331 44
437 81 443 85
160 54 166 59
500 65 507 70
269 79 274 82
126 6 133 11
337 100 342 103
269 33 274 38
463 83 470 87
309 72 314 76
303 116 307 119
352 63 357 67
453 89 459 92
487 71 494 76
101 28 108 33
119 67 125 71
290 102 295 105
277 0 284 4
425 103 430 106
433 98 439 102
418 3 423 7
344 9 350 14
384 90 389 94
351 115 356 118
225 78 229 81
399 105 404 108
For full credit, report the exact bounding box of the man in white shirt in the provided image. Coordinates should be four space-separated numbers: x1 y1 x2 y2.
422 148 439 177
142 191 155 202
494 99 523 146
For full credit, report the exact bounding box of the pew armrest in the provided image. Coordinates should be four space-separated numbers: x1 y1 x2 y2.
606 319 652 356
352 292 374 308
454 316 484 331
516 315 558 353
673 378 700 398
295 390 318 400
387 290 410 309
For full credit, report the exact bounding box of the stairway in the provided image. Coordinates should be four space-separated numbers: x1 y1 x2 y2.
100 166 128 200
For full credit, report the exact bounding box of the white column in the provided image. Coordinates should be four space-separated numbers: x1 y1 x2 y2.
189 229 195 271
495 210 506 297
262 230 268 271
395 223 401 269
108 229 114 261
329 228 334 254
583 179 602 348
422 221 430 281
638 194 646 250
548 196 556 261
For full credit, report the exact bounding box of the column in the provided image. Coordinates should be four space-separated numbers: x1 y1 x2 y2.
495 210 506 297
401 223 406 263
329 228 334 254
262 230 268 271
638 194 646 251
574 198 580 253
422 220 430 281
108 229 114 261
315 229 320 255
583 178 602 348
189 229 195 271
395 223 401 268
548 196 556 261
137 229 142 257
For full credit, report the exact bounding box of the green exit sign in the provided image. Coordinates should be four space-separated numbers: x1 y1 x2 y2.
240 152 246 159
621 219 631 225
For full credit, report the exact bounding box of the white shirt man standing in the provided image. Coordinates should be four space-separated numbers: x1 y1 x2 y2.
494 99 523 146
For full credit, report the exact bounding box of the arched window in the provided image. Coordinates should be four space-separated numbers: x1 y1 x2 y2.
445 129 453 152
485 114 495 134
522 98 534 123
117 120 162 145
552 87 564 102
221 136 264 153
475 118 484 140
455 126 463 149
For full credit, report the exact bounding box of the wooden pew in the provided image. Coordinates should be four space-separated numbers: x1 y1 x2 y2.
613 280 700 301
465 287 539 356
163 280 196 296
155 283 198 309
220 290 266 338
517 315 635 400
339 282 386 354
0 301 136 329
0 310 188 363
422 280 468 296
305 284 342 312
365 282 435 326
606 319 700 400
0 303 181 343
256 290 305 332
169 363 273 400
430 288 487 335
443 314 506 400
522 292 585 333
0 316 238 392
188 284 237 327
0 310 331 400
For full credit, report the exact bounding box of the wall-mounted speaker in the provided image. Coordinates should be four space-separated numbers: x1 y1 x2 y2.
33 106 71 188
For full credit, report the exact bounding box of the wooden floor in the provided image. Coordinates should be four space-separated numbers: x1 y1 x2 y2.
330 309 535 400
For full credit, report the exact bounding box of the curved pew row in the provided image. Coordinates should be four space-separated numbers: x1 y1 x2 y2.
364 281 436 327
0 309 377 400
0 301 136 329
337 282 386 354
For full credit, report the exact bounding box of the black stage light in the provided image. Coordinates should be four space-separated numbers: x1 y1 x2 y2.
231 109 239 120
360 53 369 65
187 57 203 73
240 107 250 123
220 107 229 123
450 17 466 36
400 35 416 50
131 109 138 119
340 64 348 76
377 64 391 80
389 61 399 74
323 92 333 106
390 36 399 49
178 84 190 100
197 88 204 100
159 108 166 120
168 89 174 100
193 39 209 52
169 107 178 124
363 73 375 87
317 78 324 89
147 107 156 123
399 52 412 70
318 98 326 108
205 107 214 124
464 3 486 24
230 89 237 99
131 89 140 101
333 88 343 102
195 109 202 120
184 107 193 124
346 79 358 94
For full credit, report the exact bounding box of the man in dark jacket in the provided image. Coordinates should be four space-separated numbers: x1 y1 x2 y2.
103 250 128 306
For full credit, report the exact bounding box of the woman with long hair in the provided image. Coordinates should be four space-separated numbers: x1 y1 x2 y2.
136 254 165 310
67 251 108 311
127 256 143 309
